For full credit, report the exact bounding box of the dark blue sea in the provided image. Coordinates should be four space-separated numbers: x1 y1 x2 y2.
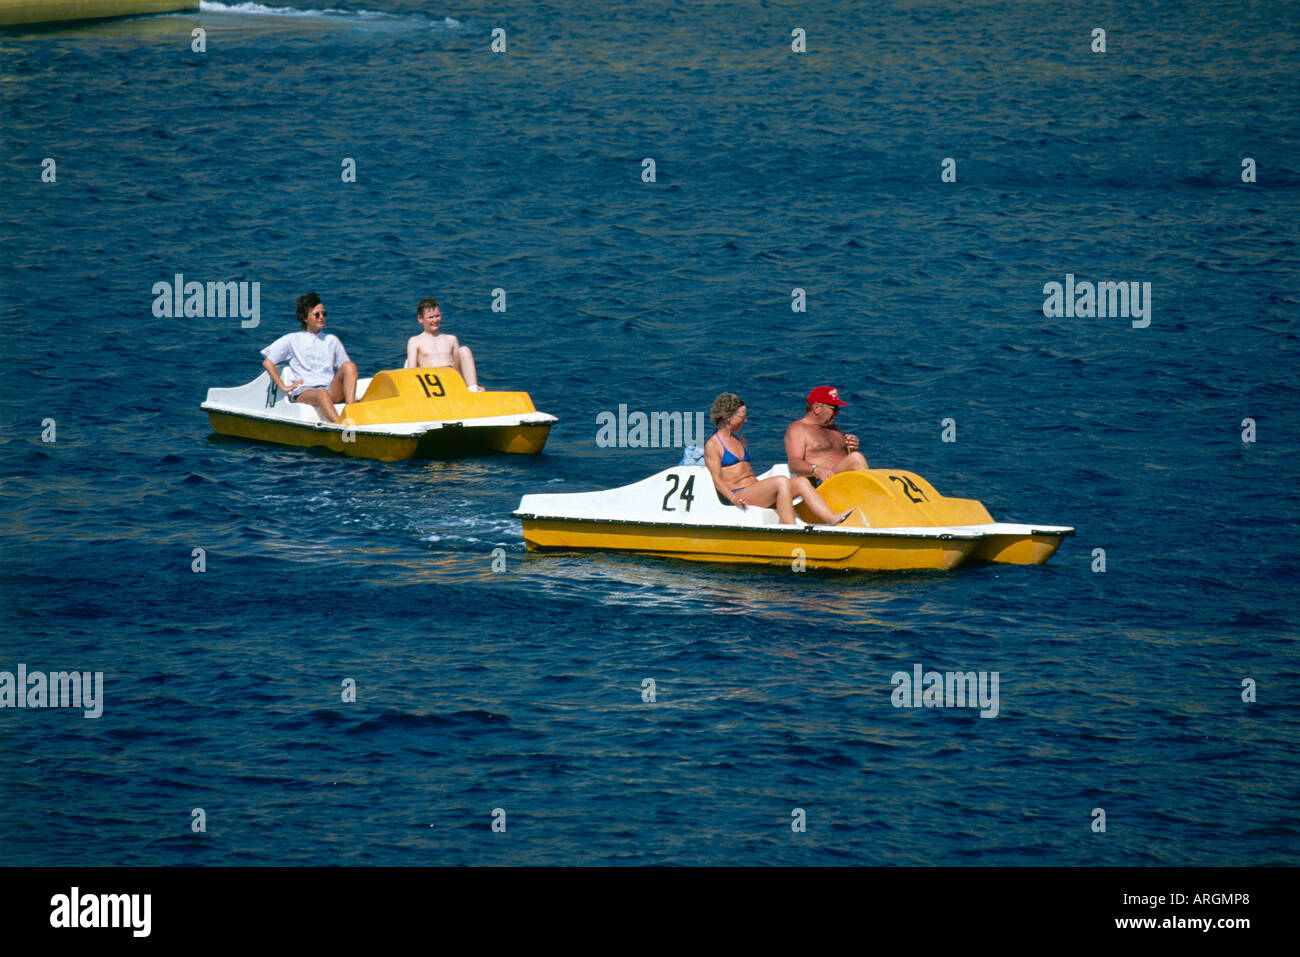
1 0 1297 867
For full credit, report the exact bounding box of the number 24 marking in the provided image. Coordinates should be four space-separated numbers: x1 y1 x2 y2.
662 474 696 511
888 474 928 503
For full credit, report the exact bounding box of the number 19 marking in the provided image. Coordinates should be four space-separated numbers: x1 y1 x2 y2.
417 373 446 398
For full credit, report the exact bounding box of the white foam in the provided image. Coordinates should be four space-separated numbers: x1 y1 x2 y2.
198 1 459 25
199 1 385 17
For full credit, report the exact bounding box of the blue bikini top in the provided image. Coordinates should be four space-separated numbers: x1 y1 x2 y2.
712 432 750 467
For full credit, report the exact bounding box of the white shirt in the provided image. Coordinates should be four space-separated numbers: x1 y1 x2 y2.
261 331 350 392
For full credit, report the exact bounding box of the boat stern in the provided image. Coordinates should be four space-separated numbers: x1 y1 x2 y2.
341 367 555 455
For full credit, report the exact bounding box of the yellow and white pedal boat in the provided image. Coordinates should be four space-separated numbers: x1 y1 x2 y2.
515 465 1073 572
202 367 556 461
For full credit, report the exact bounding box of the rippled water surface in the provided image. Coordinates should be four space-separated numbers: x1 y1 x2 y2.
1 0 1298 865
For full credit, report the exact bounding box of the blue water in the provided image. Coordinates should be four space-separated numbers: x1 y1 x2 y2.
1 0 1298 866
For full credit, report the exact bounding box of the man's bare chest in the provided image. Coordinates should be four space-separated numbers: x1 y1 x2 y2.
809 426 844 450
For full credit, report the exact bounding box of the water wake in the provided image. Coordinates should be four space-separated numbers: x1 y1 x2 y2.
198 1 459 27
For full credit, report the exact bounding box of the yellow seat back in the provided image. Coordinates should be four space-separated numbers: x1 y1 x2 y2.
796 469 993 527
341 368 538 426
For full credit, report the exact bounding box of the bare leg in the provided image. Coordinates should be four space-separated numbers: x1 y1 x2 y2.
297 388 339 423
456 346 480 391
732 477 798 524
773 478 795 524
790 476 853 525
832 451 868 473
329 361 358 405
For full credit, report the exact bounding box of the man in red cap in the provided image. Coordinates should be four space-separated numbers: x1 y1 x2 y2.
784 386 868 485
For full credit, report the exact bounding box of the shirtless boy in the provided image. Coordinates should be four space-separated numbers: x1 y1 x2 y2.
404 297 482 391
784 385 868 485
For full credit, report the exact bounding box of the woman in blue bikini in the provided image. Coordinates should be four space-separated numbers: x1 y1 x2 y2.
704 392 853 526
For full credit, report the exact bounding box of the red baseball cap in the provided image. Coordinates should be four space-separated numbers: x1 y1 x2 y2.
806 386 848 407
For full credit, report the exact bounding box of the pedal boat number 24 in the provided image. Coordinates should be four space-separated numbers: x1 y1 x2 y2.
515 465 1075 572
202 367 557 461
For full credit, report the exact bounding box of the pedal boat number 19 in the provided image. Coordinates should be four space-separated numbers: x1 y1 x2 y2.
514 465 1074 572
202 367 557 461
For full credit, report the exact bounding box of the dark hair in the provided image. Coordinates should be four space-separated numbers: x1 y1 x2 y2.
296 292 322 328
416 297 439 316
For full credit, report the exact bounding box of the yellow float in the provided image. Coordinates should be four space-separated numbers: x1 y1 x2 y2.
0 0 194 27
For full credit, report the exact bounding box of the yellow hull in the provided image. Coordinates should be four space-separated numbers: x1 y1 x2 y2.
0 0 194 27
520 519 976 572
207 411 550 462
971 533 1066 566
